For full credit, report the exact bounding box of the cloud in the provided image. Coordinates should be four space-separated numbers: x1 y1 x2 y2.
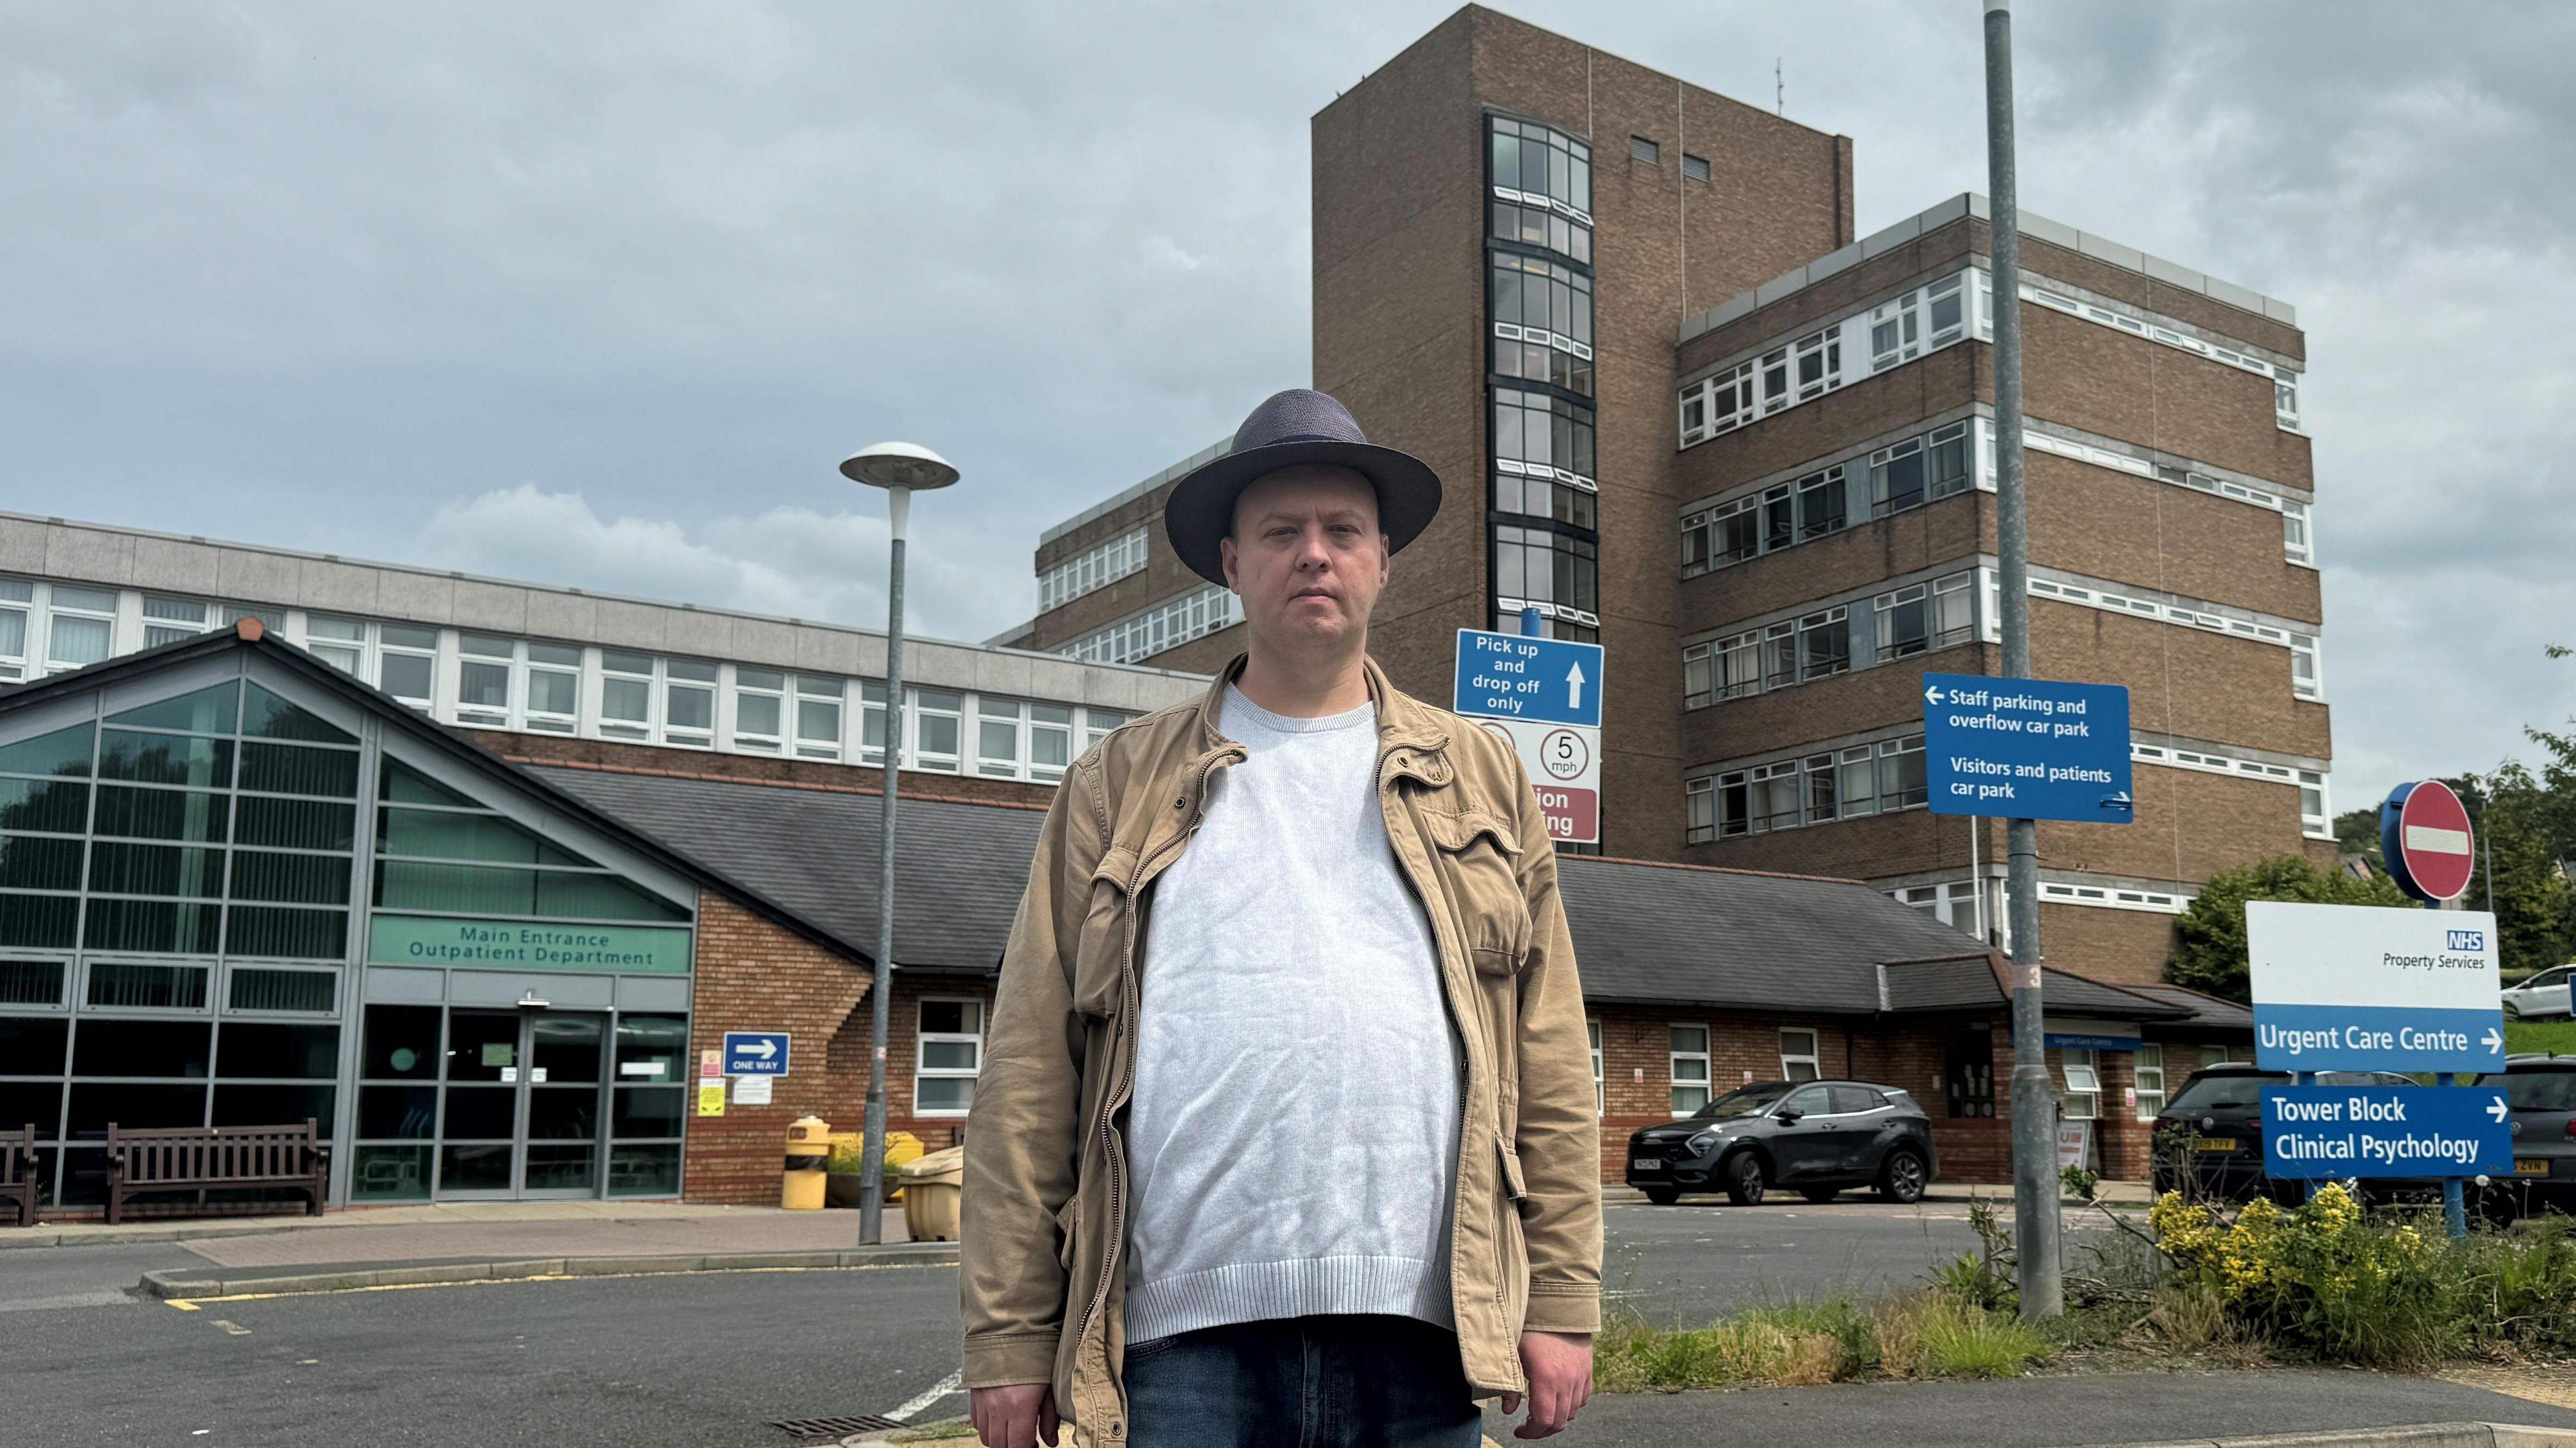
4 0 2572 813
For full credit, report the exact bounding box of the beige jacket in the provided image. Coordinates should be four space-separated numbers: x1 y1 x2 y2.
959 656 1601 1441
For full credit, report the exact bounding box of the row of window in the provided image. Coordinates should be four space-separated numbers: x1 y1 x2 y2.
1490 198 1590 267
1681 421 1982 577
1684 736 1929 843
2022 283 2300 429
2133 742 2331 838
0 582 281 683
0 956 337 1014
1656 1025 1824 1115
2027 575 2322 700
1490 246 1595 398
1492 387 1598 484
1493 471 1597 532
1489 115 1592 222
1492 526 1599 622
1678 272 1984 447
1038 527 1149 612
2019 427 2314 567
1056 583 1241 667
1684 571 1980 706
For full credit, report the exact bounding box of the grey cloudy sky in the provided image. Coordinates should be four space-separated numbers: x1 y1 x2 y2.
5 2 2569 812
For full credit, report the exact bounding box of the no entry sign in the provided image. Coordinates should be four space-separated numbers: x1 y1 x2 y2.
2381 780 2475 903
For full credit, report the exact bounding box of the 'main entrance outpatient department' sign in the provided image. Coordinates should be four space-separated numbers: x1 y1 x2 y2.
368 913 692 974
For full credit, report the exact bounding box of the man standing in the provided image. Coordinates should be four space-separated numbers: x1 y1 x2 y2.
963 390 1600 1448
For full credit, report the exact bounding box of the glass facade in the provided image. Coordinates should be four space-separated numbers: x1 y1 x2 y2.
0 659 696 1209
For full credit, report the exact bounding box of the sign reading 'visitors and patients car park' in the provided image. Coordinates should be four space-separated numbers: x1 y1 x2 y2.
1454 628 1603 844
1920 673 2133 824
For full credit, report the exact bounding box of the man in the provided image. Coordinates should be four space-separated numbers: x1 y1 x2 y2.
962 389 1600 1448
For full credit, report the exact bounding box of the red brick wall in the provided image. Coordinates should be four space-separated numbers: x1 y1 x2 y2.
680 892 996 1205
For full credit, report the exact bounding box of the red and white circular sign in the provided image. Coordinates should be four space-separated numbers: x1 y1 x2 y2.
2395 779 2475 902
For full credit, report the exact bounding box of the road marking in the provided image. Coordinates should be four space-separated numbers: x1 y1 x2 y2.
166 1300 201 1313
156 1260 944 1308
211 1319 250 1335
889 1370 964 1422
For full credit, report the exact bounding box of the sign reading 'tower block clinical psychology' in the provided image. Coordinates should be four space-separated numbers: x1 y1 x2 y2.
2259 1084 2514 1180
2247 901 2505 1074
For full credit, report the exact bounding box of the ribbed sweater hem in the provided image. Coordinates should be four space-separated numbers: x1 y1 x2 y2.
1124 1254 1452 1343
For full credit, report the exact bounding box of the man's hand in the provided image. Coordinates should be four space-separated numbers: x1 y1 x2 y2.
1498 1330 1592 1439
970 1384 1059 1448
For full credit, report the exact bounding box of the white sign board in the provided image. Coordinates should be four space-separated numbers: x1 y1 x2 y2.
1474 718 1601 844
2246 901 2504 1074
2055 1119 2093 1172
732 1074 773 1107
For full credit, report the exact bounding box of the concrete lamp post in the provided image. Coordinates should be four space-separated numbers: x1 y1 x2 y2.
837 441 960 1246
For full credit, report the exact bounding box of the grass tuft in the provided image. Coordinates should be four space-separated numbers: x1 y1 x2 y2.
1872 1291 2055 1380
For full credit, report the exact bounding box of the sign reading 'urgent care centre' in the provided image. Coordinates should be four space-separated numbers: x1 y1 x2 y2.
2246 901 2504 1074
367 913 692 974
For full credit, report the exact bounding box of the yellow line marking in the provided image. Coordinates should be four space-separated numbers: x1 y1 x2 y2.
157 1260 937 1307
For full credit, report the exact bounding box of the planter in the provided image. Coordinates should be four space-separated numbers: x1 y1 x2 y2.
826 1174 866 1209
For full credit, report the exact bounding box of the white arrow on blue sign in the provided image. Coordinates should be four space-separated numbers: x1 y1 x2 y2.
2259 1084 2514 1180
723 1031 791 1077
1452 629 1603 728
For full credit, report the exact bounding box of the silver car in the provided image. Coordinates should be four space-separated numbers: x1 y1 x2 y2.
2502 964 2575 1020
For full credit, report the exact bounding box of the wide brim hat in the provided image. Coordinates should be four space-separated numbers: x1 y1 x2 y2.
1163 388 1442 586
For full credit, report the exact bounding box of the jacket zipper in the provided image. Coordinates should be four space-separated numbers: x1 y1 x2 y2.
1075 744 1237 1424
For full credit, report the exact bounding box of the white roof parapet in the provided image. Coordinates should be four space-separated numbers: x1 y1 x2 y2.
1679 192 2297 345
1036 437 1230 549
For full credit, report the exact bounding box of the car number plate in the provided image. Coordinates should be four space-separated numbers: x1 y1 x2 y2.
2516 1158 2552 1177
2192 1137 2238 1153
1631 1158 1661 1171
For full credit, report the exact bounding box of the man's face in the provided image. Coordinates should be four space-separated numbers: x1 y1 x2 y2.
1220 465 1389 653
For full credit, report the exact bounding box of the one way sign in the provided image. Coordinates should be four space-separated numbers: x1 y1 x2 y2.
723 1031 791 1077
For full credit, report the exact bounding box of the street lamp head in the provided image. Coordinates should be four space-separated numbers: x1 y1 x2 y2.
840 441 960 492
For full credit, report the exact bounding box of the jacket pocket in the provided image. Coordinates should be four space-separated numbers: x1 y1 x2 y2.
1424 810 1531 975
1069 847 1137 1019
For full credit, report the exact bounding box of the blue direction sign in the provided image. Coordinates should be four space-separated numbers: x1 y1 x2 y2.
723 1031 791 1077
1453 629 1603 728
1922 673 2133 823
2247 902 2506 1074
2260 1084 2514 1180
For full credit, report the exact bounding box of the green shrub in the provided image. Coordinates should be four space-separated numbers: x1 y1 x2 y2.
2059 1164 2100 1202
1873 1292 2054 1379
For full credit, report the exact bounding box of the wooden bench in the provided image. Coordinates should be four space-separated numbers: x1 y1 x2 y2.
1 1125 39 1227
105 1119 327 1224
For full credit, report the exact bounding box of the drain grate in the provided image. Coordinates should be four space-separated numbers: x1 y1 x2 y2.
769 1413 908 1442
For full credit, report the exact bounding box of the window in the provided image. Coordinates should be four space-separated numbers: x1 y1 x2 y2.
2298 771 2330 838
1870 294 1921 370
1489 115 1592 219
1057 585 1241 666
1588 1019 1604 1114
1082 709 1127 754
911 689 963 772
1925 274 1966 345
1681 152 1709 182
1794 467 1846 540
977 699 1023 779
1490 254 1594 353
1489 197 1591 266
1038 527 1149 613
45 587 115 671
2059 1049 2101 1120
1874 571 1976 658
1803 754 1838 825
143 596 211 649
1684 776 1714 844
914 999 983 1116
0 579 32 681
525 644 580 733
1028 704 1074 783
645 659 712 746
1751 760 1800 832
599 651 653 740
1495 472 1597 531
1629 135 1660 166
1694 732 1928 838
1668 1025 1709 1114
2274 374 2300 429
795 675 844 760
2134 1043 2166 1121
2290 635 2321 701
374 759 686 926
1677 360 1756 445
1877 735 1927 809
1870 423 1972 517
1678 270 1981 451
1492 388 1595 482
1945 1031 1996 1118
377 625 437 709
455 634 515 727
734 669 785 753
2282 501 2312 566
1779 1029 1821 1083
1492 526 1598 620
303 616 366 677
1794 608 1848 682
1792 329 1841 400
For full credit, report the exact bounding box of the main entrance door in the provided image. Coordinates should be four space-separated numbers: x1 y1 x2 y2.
439 1009 606 1199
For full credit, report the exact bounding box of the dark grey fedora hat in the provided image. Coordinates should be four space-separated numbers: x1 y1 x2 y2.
1163 388 1442 586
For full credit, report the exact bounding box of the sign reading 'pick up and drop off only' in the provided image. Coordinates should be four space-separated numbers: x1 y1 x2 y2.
1454 629 1604 844
1921 673 2134 824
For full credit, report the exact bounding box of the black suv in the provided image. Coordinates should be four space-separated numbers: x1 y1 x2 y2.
1625 1079 1937 1206
2478 1055 2576 1218
2151 1064 2419 1201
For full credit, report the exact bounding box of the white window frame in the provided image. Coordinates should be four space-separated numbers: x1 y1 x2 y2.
524 643 582 734
0 579 33 681
910 688 964 773
658 659 716 748
454 632 519 728
1779 1028 1821 1083
975 697 1024 779
913 997 985 1118
301 616 368 679
2059 1048 2102 1121
792 675 846 761
1038 526 1150 613
1668 1023 1711 1116
43 584 118 672
2134 1042 2166 1121
733 669 787 754
598 650 655 741
376 623 439 709
1589 1019 1605 1115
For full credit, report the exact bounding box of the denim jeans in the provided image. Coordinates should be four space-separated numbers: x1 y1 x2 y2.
1123 1314 1483 1448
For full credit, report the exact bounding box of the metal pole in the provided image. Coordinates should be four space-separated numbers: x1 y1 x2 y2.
859 486 912 1245
1985 0 2061 1320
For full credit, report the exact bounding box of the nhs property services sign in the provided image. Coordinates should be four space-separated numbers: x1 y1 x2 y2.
2246 901 2504 1074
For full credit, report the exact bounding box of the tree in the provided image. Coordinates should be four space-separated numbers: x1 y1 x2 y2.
2467 763 2573 979
2332 805 2382 871
2166 854 2408 1003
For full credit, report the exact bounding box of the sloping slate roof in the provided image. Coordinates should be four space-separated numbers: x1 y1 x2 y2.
2121 983 2255 1028
1554 857 1986 1014
532 767 1043 972
2039 968 2191 1019
1884 955 2007 1012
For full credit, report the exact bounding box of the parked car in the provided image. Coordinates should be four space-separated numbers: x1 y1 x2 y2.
2502 964 2575 1020
1625 1079 1936 1206
2150 1064 2420 1201
2474 1054 2576 1219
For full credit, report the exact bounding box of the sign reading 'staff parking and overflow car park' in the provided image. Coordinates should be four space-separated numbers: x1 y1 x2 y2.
1921 673 2133 824
1454 629 1603 844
